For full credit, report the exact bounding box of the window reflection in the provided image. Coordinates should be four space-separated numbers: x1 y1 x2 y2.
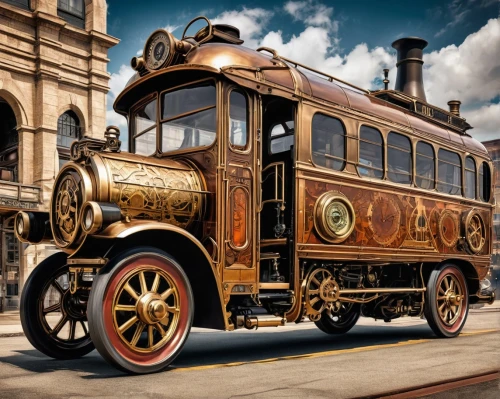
229 91 247 148
312 114 345 171
416 141 435 189
387 132 412 184
133 99 157 156
464 156 476 199
438 149 461 195
358 126 383 179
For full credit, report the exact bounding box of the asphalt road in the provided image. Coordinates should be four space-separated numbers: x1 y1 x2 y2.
0 312 498 398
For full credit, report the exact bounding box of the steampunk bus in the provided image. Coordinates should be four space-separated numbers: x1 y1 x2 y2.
16 17 495 374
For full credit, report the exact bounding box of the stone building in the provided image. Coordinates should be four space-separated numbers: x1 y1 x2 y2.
482 139 500 293
0 0 118 310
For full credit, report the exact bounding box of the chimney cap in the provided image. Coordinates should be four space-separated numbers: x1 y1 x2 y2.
391 37 428 51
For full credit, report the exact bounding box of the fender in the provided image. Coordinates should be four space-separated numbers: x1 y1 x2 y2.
74 221 229 330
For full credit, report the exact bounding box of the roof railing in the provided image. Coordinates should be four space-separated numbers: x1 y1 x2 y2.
256 47 370 94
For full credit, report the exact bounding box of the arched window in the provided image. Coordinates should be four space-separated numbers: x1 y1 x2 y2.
415 141 435 189
58 0 85 29
312 114 346 171
479 162 491 202
464 156 476 199
387 132 412 184
358 125 383 179
57 111 81 169
0 99 18 182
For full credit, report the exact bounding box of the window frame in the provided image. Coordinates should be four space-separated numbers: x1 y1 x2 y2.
130 93 158 156
228 88 250 153
269 121 295 155
158 78 218 156
310 112 347 172
2 0 31 11
357 124 384 180
464 155 476 199
437 148 462 196
57 110 82 167
415 141 436 190
57 0 85 29
387 131 413 185
479 161 491 202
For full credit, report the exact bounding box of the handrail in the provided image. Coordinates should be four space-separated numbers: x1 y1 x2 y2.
256 46 370 94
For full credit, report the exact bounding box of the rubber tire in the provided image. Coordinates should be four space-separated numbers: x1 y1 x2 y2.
315 303 361 334
88 247 194 374
20 252 94 359
424 263 469 338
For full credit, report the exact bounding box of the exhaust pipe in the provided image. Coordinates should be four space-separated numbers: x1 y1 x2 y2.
392 37 428 101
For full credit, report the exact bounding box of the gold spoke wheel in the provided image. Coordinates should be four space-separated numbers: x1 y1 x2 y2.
113 267 180 353
436 274 463 326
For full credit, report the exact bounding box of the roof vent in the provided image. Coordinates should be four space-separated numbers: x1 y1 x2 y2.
392 37 428 101
447 100 461 116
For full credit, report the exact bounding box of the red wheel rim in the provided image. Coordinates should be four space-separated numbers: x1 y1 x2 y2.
435 267 467 334
102 254 191 366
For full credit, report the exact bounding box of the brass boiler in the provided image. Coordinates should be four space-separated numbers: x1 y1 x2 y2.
50 151 206 250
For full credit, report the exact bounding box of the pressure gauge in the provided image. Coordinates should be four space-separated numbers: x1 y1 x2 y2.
144 30 175 71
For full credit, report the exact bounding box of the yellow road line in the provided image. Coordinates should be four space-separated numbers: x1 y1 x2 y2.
172 328 499 373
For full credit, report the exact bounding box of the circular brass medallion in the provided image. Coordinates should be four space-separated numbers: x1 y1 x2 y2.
313 191 355 243
464 210 486 253
438 210 459 248
144 30 174 71
50 163 92 249
367 195 400 245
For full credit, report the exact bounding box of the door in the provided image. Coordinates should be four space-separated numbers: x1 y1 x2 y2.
222 85 258 287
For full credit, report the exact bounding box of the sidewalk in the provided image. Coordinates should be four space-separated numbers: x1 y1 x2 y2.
1 301 499 338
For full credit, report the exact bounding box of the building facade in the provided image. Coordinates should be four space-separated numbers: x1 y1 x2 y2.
482 139 500 294
0 0 118 310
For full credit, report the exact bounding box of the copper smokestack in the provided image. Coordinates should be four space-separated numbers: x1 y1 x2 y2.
392 37 428 101
447 100 461 116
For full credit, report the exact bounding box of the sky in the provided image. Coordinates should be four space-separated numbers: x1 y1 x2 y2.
105 0 500 143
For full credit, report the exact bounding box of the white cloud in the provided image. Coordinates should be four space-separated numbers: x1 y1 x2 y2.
163 24 181 33
424 18 500 108
108 64 135 102
463 103 500 141
284 1 307 19
106 108 127 130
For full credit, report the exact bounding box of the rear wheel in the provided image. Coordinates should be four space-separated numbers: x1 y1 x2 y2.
88 247 194 374
315 302 360 334
20 252 94 359
424 263 469 338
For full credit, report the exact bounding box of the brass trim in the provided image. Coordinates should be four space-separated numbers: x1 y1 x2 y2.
260 238 287 247
313 191 356 243
15 211 30 242
259 283 289 289
80 201 103 235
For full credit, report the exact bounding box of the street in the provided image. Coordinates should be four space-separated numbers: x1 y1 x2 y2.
0 309 499 398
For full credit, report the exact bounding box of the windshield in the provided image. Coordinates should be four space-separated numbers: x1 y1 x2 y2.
131 81 217 155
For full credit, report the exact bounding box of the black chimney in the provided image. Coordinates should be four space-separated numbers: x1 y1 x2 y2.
392 37 428 101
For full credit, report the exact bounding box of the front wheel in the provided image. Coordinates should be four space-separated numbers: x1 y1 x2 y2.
424 263 469 338
20 252 94 359
315 302 360 334
88 247 194 374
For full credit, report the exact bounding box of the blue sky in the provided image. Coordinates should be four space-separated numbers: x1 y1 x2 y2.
105 0 500 143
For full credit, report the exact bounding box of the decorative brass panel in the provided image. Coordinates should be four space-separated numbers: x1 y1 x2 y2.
104 157 204 229
438 210 459 248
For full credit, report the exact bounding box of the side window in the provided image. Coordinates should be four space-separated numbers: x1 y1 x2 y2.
358 126 383 179
57 0 85 29
229 90 248 149
133 98 157 156
57 110 82 169
464 156 476 199
437 149 462 195
387 132 412 184
416 141 435 189
270 121 294 154
479 162 491 202
312 114 346 171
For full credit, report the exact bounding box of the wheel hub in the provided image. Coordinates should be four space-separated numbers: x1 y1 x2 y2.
136 292 169 325
447 292 462 306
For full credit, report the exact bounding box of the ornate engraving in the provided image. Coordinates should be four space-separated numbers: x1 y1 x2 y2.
367 194 401 246
105 158 204 229
438 210 459 248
